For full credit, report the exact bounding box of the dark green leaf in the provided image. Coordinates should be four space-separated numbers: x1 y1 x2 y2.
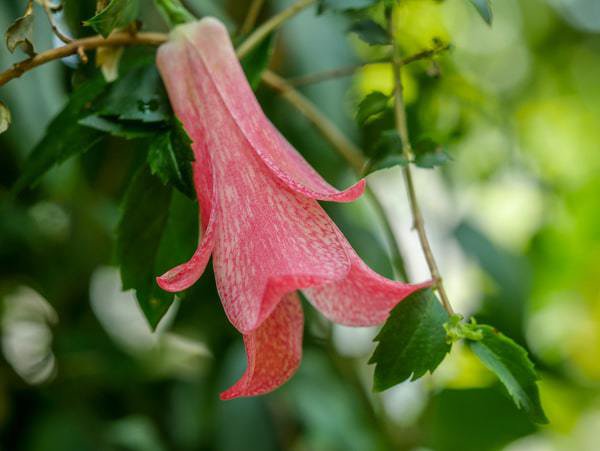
96 64 170 123
240 33 275 91
117 165 173 329
317 0 378 13
356 91 390 125
78 115 159 139
0 100 11 134
5 6 35 56
364 154 408 176
349 20 390 46
84 0 140 37
414 138 452 168
148 119 195 198
468 0 493 25
468 325 548 424
12 78 107 193
369 288 451 391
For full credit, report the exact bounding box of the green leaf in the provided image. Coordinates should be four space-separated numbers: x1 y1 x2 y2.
78 115 159 139
414 138 452 168
5 4 35 56
154 0 195 27
148 119 195 198
356 91 390 125
317 0 379 13
117 165 173 329
96 64 170 123
349 19 390 46
240 33 275 91
468 0 493 25
0 100 11 134
467 325 548 424
12 77 107 193
369 288 451 391
364 154 408 176
84 0 140 37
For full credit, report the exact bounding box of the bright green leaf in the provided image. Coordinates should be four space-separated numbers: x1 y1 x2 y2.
0 100 11 134
240 33 275 91
349 19 390 46
148 119 195 198
356 91 390 125
468 0 493 25
84 0 140 37
12 77 107 193
5 3 35 56
369 288 451 391
468 325 548 424
117 165 173 329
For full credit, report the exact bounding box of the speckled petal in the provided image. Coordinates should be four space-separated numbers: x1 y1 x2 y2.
220 292 303 400
178 18 365 203
303 240 434 326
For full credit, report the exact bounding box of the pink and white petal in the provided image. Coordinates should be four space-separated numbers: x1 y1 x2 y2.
303 243 433 327
220 292 304 400
180 18 365 203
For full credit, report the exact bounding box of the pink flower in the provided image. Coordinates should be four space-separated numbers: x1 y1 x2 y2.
156 18 430 400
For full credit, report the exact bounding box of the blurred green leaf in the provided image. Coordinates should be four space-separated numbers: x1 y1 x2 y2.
5 2 35 56
84 0 140 37
240 33 275 91
148 119 195 198
349 19 390 46
12 77 107 193
0 100 11 134
369 288 450 391
414 138 452 168
356 91 390 125
96 64 170 123
364 154 408 176
467 0 493 25
317 0 378 13
117 165 173 329
468 325 548 424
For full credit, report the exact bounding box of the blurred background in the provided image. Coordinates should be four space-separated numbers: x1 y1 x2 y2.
1 0 599 449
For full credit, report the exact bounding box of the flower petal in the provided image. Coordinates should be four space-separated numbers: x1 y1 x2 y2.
220 292 303 400
178 18 365 203
156 40 217 292
303 241 433 326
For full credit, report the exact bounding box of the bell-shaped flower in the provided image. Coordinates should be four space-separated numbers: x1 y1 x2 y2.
156 18 430 400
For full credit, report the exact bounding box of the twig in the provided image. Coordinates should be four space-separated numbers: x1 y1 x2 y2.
388 10 454 314
287 44 449 88
240 0 266 36
0 32 167 87
41 0 72 44
237 0 316 59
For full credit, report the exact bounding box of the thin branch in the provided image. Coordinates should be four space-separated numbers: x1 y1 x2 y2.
287 44 449 88
41 0 72 44
240 0 266 36
236 0 316 59
0 32 167 87
388 10 454 314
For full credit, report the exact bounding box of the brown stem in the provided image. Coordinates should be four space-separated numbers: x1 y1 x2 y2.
0 32 167 87
239 0 266 36
236 0 316 59
41 0 72 44
388 10 454 314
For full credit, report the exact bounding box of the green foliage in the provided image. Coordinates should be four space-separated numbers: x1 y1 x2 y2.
468 325 548 424
154 0 195 27
356 91 390 125
467 0 493 25
78 115 157 139
317 0 379 13
5 4 35 56
12 77 107 193
0 100 11 134
349 19 390 46
413 138 453 168
84 0 141 37
369 288 451 391
240 33 275 90
117 165 174 329
148 119 196 199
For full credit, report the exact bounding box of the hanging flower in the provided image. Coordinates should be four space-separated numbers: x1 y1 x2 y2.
156 17 430 400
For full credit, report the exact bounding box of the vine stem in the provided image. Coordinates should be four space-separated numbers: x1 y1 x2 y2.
239 0 266 36
388 9 454 315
